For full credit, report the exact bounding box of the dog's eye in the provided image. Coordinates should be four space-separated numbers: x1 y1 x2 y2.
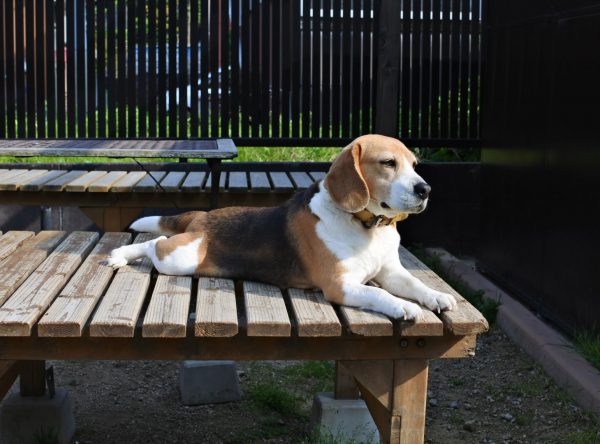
380 159 396 168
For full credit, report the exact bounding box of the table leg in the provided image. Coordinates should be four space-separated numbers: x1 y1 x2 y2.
0 360 22 400
335 361 360 399
206 158 222 209
19 360 46 396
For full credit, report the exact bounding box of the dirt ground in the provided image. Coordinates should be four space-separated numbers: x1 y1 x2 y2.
3 327 599 444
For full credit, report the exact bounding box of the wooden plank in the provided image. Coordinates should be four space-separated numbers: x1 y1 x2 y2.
159 171 187 192
89 233 156 337
42 170 88 191
20 170 69 191
249 171 271 192
87 171 128 192
399 248 489 335
227 171 248 192
180 172 207 193
0 169 30 183
0 360 21 400
110 171 147 192
0 231 67 307
391 359 429 443
195 278 238 337
142 275 191 338
244 281 291 337
0 231 98 336
289 171 313 189
269 172 294 193
0 231 34 261
37 232 132 337
64 171 107 192
0 169 48 190
204 172 227 192
398 310 444 337
339 306 394 336
287 288 341 337
309 171 326 182
133 171 167 192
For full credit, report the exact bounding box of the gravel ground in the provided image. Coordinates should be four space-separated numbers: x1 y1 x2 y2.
2 327 599 443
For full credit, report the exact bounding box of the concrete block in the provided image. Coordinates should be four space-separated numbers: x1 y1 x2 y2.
0 388 75 444
179 360 242 405
310 392 379 444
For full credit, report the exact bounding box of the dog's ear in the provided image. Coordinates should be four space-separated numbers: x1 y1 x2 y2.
324 142 369 212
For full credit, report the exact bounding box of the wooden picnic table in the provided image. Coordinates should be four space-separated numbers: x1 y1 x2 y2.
0 138 238 210
0 230 488 443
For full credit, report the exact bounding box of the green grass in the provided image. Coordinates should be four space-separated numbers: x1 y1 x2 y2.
248 383 299 416
409 247 501 325
575 330 600 371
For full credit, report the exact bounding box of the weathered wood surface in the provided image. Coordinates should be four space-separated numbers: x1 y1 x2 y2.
181 172 206 193
0 138 237 158
64 171 107 192
287 288 341 337
43 170 88 191
339 305 394 336
249 172 271 192
142 275 192 338
160 171 187 192
20 170 69 191
87 171 128 192
195 278 238 337
0 231 34 261
38 233 132 337
111 171 147 192
0 169 48 190
399 248 489 335
269 172 294 192
133 171 167 192
244 281 291 337
89 233 155 337
0 232 98 336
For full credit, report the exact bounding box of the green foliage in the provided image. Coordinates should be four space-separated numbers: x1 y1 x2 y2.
409 247 500 325
248 383 299 416
300 426 377 444
575 330 600 371
414 147 481 162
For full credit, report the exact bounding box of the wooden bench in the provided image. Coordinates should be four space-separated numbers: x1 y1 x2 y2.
0 230 488 443
0 162 328 231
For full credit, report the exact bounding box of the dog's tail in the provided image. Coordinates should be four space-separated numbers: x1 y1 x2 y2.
129 211 203 236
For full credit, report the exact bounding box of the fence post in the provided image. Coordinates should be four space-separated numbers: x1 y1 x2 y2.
374 0 401 137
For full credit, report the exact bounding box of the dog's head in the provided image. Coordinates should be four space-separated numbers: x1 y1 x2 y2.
324 134 431 218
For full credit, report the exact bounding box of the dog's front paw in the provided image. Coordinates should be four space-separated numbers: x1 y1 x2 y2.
422 290 457 313
106 248 128 269
388 299 423 321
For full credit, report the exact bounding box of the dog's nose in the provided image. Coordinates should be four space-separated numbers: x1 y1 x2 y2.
414 182 431 199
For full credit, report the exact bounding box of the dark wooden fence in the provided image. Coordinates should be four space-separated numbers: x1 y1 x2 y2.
0 0 481 147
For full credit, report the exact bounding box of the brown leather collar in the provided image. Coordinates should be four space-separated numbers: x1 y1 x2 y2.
352 209 409 229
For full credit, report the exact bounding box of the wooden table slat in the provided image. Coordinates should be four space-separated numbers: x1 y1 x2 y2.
87 171 128 192
0 231 35 262
0 169 48 190
160 171 187 192
0 231 98 336
38 232 132 337
269 172 295 192
110 171 147 192
195 278 238 337
398 310 444 337
133 171 168 192
20 170 69 191
287 288 341 337
244 281 291 337
89 233 156 337
0 231 68 307
249 171 271 192
399 248 489 335
227 171 248 192
181 172 207 193
339 306 394 336
289 171 314 189
142 275 192 338
42 170 89 191
309 171 326 182
0 169 31 184
64 171 108 192
204 172 227 191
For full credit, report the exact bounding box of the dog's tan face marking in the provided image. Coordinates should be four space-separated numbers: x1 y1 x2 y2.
325 134 429 217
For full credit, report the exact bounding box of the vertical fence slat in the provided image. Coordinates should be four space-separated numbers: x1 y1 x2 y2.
360 0 372 135
341 0 352 137
167 0 177 137
147 0 157 137
157 1 167 137
469 0 480 138
76 0 85 136
86 0 96 138
430 0 440 138
4 1 15 137
301 0 310 138
117 0 127 136
250 0 260 137
421 0 431 138
55 0 65 137
127 0 137 137
449 0 460 139
271 0 281 138
290 0 300 137
399 0 411 137
36 0 46 137
0 2 7 138
15 0 26 137
107 0 117 137
230 0 240 138
210 0 219 137
440 0 450 138
25 0 36 137
178 0 188 138
280 0 291 138
322 0 331 138
96 1 106 137
351 0 361 137
199 0 209 137
331 0 340 138
137 0 146 137
190 0 199 138
220 0 230 138
66 0 76 137
312 0 321 138
260 0 269 137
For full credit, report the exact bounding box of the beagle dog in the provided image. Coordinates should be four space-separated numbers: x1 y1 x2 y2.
107 134 456 320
